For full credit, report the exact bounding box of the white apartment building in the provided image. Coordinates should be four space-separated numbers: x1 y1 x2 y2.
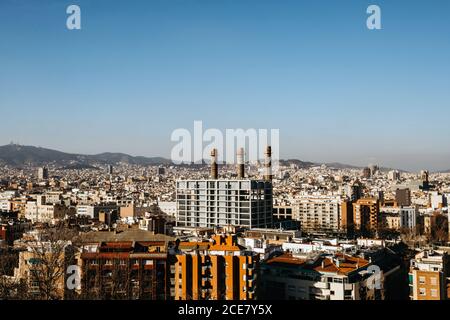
176 179 273 229
44 191 63 204
260 252 383 300
400 206 418 229
430 192 445 210
294 195 343 232
0 199 11 212
158 201 177 217
24 201 67 223
76 203 118 219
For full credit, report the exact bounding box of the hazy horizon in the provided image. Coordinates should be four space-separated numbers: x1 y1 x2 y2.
2 142 449 173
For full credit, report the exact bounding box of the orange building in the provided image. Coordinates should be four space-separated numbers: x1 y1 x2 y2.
340 199 353 233
174 234 258 300
353 198 380 235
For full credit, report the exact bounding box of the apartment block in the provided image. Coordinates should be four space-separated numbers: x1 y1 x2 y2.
409 249 450 300
80 240 172 299
259 252 381 300
395 188 411 207
353 198 380 235
24 196 68 224
174 234 258 300
293 195 350 234
176 179 273 229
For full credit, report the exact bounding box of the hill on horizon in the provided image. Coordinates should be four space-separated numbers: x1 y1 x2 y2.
0 144 409 171
0 144 171 167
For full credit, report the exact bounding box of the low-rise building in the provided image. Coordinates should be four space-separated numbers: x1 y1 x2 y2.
409 249 450 300
259 252 381 300
174 234 258 300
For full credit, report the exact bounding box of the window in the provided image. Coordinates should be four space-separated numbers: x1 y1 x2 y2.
430 289 438 298
430 277 437 285
419 288 426 296
419 276 426 284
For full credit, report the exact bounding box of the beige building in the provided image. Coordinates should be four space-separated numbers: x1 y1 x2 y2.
294 195 346 233
383 215 401 230
24 196 68 224
409 249 450 300
14 241 78 299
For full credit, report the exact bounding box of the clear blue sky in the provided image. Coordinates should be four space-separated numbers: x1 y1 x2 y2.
1 0 449 171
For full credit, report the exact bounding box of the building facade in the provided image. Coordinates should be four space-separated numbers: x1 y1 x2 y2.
176 179 273 229
80 240 172 300
409 249 450 300
353 198 380 235
294 195 343 233
174 234 258 300
259 252 381 300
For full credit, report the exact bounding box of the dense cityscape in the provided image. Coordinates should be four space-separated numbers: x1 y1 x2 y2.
2 2 450 315
1 144 449 301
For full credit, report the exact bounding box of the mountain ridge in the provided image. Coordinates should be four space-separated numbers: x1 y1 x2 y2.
0 144 408 171
0 144 171 167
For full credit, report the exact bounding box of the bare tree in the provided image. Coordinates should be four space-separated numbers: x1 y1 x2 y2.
0 250 29 299
26 224 79 300
429 213 448 244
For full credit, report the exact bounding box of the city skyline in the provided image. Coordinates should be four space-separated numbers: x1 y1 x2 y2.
1 0 450 171
1 142 449 173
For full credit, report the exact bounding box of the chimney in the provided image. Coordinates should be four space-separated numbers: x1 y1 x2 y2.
210 148 218 179
264 145 273 181
237 147 245 179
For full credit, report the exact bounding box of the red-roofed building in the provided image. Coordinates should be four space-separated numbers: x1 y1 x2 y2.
259 252 383 300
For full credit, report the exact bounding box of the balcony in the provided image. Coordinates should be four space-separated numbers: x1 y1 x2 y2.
314 295 330 301
313 282 330 290
201 289 212 299
202 278 211 287
344 283 353 291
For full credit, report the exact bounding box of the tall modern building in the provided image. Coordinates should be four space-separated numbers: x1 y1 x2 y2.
421 170 430 190
353 198 380 234
344 182 363 202
176 179 273 229
388 170 401 181
175 147 273 229
396 188 411 207
361 167 371 179
37 167 48 180
400 206 418 230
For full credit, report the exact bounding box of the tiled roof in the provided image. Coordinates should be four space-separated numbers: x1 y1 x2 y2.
266 252 370 275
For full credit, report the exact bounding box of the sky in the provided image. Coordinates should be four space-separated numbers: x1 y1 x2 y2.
0 0 449 172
